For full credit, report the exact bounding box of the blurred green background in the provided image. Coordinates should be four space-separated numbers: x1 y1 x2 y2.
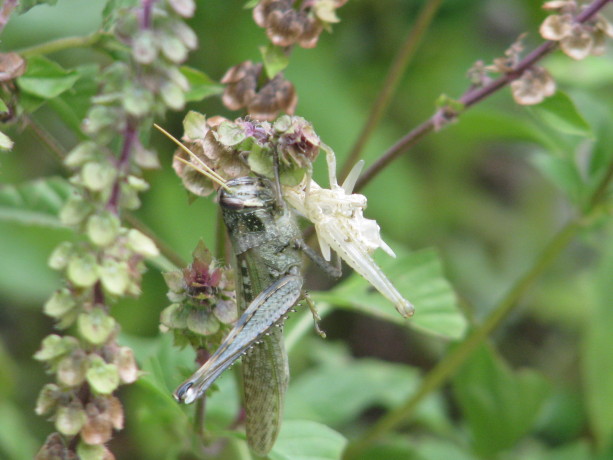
1 0 613 459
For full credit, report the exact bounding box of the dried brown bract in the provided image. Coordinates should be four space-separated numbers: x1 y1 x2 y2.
510 66 556 105
253 0 346 49
540 0 613 60
221 61 297 121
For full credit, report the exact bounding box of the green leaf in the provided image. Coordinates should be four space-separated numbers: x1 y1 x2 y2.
453 344 551 458
260 44 289 79
286 355 421 428
16 0 58 14
180 66 223 102
268 420 347 460
0 402 38 459
102 0 139 31
413 438 478 460
529 91 592 138
531 151 584 204
313 248 467 339
17 56 80 101
0 177 71 227
53 64 100 135
582 238 613 451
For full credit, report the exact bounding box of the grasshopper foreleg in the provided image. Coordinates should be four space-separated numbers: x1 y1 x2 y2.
293 238 342 278
302 291 327 339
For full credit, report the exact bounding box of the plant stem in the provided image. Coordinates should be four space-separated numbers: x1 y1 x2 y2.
354 0 613 192
339 0 443 181
18 32 103 58
0 0 18 33
343 219 582 459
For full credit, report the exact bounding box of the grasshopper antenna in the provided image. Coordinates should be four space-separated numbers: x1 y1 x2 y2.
154 123 231 192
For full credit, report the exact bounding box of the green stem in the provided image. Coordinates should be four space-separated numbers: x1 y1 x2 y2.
18 32 103 58
343 219 583 459
340 0 443 181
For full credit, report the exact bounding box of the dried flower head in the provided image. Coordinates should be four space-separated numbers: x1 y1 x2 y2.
253 0 345 49
173 113 250 196
172 114 322 192
511 66 556 105
540 0 613 60
221 61 297 121
161 241 237 349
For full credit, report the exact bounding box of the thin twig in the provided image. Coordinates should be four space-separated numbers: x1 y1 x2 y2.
355 0 613 192
0 0 18 33
17 33 103 58
340 0 443 181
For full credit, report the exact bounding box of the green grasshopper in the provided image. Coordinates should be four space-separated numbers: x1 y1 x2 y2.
175 175 320 454
159 125 334 454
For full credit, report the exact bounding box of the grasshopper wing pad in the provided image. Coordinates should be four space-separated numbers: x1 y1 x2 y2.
242 326 289 455
174 274 303 403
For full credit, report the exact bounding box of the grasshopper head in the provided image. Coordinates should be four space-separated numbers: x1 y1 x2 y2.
219 176 276 210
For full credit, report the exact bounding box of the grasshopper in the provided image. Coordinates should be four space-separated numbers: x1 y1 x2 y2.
175 175 316 454
159 125 333 454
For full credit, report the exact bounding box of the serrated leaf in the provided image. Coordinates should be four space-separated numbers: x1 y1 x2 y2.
179 66 223 102
0 177 71 227
268 420 347 460
313 248 467 339
530 91 592 137
453 344 550 458
260 44 289 79
17 56 80 100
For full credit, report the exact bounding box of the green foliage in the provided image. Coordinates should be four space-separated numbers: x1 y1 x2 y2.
529 91 592 138
2 0 613 459
582 235 613 451
453 344 551 457
268 420 347 460
0 177 70 227
316 248 466 339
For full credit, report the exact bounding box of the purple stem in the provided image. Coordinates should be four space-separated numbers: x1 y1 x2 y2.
0 0 18 33
107 120 138 214
140 0 156 29
355 0 613 192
